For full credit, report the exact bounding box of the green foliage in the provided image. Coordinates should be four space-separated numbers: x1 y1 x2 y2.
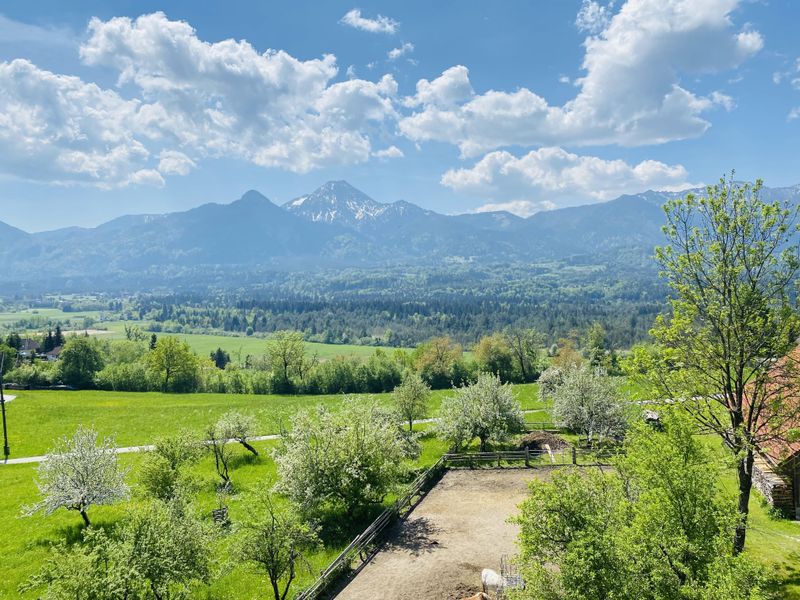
436 372 525 451
0 343 18 375
59 336 104 388
235 488 321 600
273 397 410 514
393 371 431 431
510 412 772 600
139 431 203 500
145 337 201 392
474 333 516 382
651 176 800 554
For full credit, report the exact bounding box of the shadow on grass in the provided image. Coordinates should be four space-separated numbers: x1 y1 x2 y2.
315 504 386 549
32 518 115 549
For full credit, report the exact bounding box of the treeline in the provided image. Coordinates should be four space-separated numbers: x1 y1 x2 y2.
3 324 620 395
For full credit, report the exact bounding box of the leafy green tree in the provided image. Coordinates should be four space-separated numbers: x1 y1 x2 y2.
0 343 18 375
274 398 409 514
235 488 321 600
139 431 203 500
551 365 627 446
266 330 310 392
647 177 800 554
510 412 771 600
25 427 129 526
474 333 515 382
584 322 608 368
59 336 104 388
392 372 430 432
504 327 544 382
217 410 260 456
414 336 463 389
210 347 231 370
145 336 200 392
437 372 525 451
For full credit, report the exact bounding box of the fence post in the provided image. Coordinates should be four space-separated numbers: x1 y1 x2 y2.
572 447 577 465
525 447 530 468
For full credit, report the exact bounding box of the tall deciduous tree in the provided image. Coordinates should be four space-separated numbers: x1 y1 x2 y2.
59 336 104 388
25 427 129 526
146 336 200 392
474 333 516 382
504 327 544 383
392 372 430 432
266 330 311 392
647 177 800 554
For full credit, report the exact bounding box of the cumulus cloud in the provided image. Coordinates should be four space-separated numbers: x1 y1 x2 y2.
388 42 414 60
340 9 398 34
442 147 693 209
0 12 399 187
400 0 761 156
373 145 404 159
575 1 614 34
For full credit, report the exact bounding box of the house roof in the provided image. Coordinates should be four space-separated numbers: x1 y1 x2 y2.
754 345 800 466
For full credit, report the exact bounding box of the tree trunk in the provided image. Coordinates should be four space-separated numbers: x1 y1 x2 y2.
80 508 91 527
271 577 282 600
733 448 754 555
408 418 414 433
480 437 487 452
240 440 259 456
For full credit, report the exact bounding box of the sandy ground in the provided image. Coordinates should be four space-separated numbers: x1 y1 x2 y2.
335 468 552 600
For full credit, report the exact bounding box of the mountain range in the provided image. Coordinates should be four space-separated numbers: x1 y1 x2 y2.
2 180 799 290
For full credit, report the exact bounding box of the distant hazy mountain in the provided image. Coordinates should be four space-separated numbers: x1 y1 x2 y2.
1 181 798 289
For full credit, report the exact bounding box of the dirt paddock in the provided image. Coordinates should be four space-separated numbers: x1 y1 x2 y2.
334 468 553 600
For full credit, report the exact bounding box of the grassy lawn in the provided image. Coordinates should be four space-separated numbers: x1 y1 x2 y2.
0 431 452 599
2 384 540 458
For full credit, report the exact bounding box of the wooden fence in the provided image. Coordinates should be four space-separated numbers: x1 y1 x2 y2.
295 447 614 600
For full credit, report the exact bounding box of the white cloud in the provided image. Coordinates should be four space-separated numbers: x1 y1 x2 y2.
373 145 404 159
388 42 414 60
0 13 74 47
710 91 735 111
558 75 571 84
340 9 398 34
158 150 195 176
403 65 474 108
400 0 761 156
788 107 800 122
442 146 693 208
0 12 401 186
474 200 555 218
575 1 614 34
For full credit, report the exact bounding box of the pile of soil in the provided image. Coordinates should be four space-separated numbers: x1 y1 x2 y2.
518 430 569 452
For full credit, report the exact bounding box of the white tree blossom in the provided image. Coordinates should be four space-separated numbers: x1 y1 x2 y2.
552 365 627 446
437 372 525 452
25 427 129 526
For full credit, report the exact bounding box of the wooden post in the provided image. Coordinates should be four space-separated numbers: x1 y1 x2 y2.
572 447 577 465
525 447 530 468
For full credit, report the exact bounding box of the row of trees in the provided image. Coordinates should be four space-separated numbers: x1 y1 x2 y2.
5 323 618 395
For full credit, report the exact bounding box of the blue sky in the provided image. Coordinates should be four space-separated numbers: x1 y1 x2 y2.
0 0 798 231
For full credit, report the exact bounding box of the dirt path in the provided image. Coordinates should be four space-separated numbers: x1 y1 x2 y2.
335 468 552 600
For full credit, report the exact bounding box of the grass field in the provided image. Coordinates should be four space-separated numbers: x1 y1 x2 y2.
1 384 541 458
1 384 798 598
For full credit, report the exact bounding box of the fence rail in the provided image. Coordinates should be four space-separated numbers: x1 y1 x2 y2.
295 447 615 600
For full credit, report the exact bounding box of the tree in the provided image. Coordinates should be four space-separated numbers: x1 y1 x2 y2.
217 410 260 456
139 431 203 500
210 347 231 370
537 366 563 401
414 336 463 389
149 333 157 351
473 333 515 382
392 372 430 432
550 337 583 369
145 336 200 392
437 373 525 452
266 331 310 392
0 343 18 375
510 412 771 600
6 332 22 350
25 427 129 526
59 336 104 388
504 327 544 383
206 420 236 488
584 322 608 368
647 176 800 554
118 497 214 599
236 488 321 600
274 398 410 514
551 365 627 446
54 324 65 348
22 499 214 600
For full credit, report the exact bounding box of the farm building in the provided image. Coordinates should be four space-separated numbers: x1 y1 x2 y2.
751 346 800 518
